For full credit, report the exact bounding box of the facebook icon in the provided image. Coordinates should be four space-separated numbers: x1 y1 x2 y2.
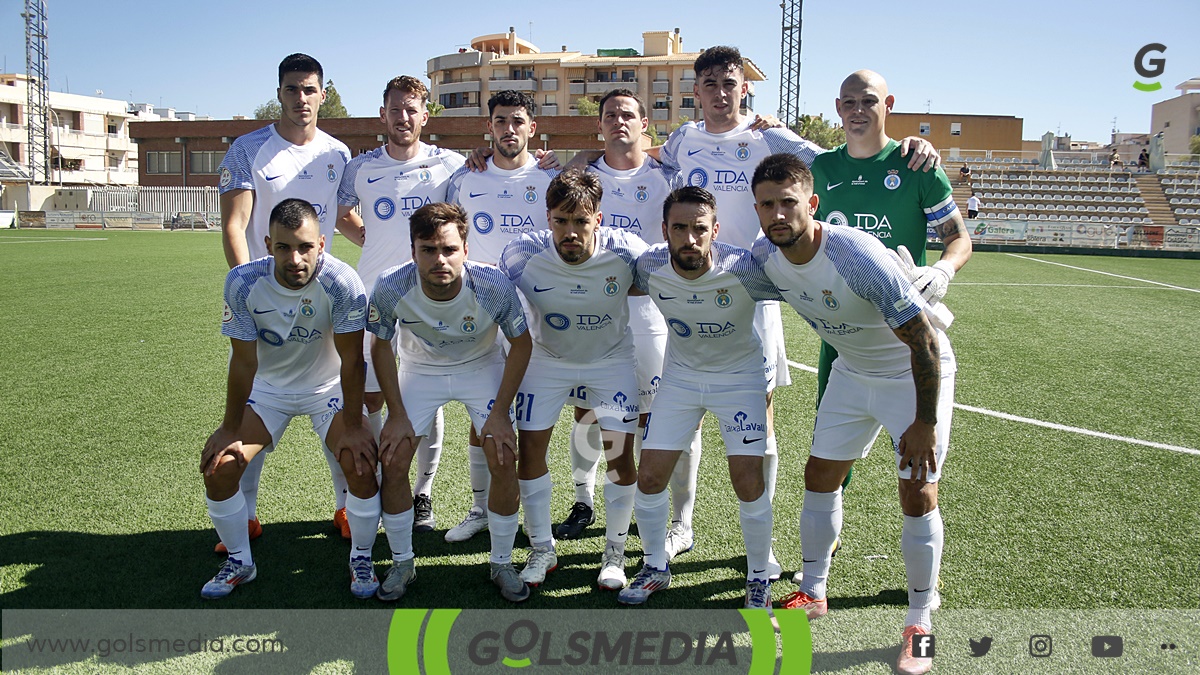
912 634 936 659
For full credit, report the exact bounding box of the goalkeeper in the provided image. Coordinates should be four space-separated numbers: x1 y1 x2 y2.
807 69 973 516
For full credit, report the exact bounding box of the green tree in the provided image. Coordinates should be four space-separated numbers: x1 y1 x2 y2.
253 99 281 120
670 115 691 133
575 97 599 117
791 114 845 150
1190 134 1200 156
645 125 661 146
318 80 349 118
427 101 444 117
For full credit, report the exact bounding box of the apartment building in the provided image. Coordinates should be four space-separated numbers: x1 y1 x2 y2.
0 74 139 185
426 28 764 136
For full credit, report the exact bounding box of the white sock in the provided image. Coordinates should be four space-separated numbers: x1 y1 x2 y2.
604 479 636 544
345 492 381 561
800 489 843 600
518 473 554 547
382 509 416 563
569 420 602 507
413 407 444 497
739 492 773 582
902 508 944 630
763 435 779 503
367 409 384 442
468 445 490 511
633 427 645 465
488 510 520 565
669 430 702 529
238 451 266 521
208 492 252 566
323 444 349 510
635 488 671 570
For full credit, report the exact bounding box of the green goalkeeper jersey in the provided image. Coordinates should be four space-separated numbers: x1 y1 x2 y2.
810 139 958 266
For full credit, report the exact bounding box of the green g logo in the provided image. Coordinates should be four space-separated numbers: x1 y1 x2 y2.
1133 43 1166 92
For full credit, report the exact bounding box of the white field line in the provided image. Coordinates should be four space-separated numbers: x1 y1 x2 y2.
956 283 1172 289
1005 253 1200 293
0 237 108 244
785 360 1199 457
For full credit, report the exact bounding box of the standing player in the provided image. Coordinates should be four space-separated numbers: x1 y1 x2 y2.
751 154 954 675
499 169 646 590
443 90 559 543
365 202 533 602
216 53 363 546
337 76 467 533
808 70 971 528
618 187 780 609
199 199 373 599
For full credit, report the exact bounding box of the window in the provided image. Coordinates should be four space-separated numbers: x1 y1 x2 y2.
919 122 931 136
107 123 118 135
950 122 962 136
108 153 122 169
621 70 636 82
653 98 669 110
655 70 668 81
146 151 181 174
681 97 695 109
544 95 556 105
439 92 478 109
190 150 225 174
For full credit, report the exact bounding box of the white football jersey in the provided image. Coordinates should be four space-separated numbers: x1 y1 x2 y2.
222 253 367 394
499 227 645 364
367 261 528 375
446 158 560 264
587 155 673 336
753 226 955 377
338 144 466 292
634 242 782 388
219 125 350 260
660 119 822 249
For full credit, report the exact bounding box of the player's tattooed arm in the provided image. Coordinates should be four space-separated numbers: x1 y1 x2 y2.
933 210 973 274
892 312 941 482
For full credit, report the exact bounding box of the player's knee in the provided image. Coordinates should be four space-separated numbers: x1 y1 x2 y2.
804 457 848 492
205 456 244 491
899 480 938 516
730 471 764 502
364 391 385 413
636 470 668 494
380 455 413 480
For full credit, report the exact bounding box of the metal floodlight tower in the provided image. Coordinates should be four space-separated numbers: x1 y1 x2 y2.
779 0 803 127
23 0 50 185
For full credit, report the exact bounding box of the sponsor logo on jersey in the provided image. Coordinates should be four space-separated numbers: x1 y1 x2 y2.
884 170 901 190
219 167 232 188
368 304 380 324
469 192 489 198
851 174 868 186
827 210 849 227
327 164 337 182
686 293 704 305
712 170 750 193
607 214 643 232
367 176 386 184
265 174 283 181
461 315 477 333
611 187 625 198
687 149 703 156
545 313 571 331
524 186 539 204
311 202 328 224
893 298 913 312
711 146 727 158
298 169 313 181
473 212 495 234
374 197 396 220
696 321 736 338
258 328 284 346
347 307 365 321
604 276 620 296
735 142 751 161
433 320 449 332
724 410 766 434
602 390 636 413
287 326 323 344
793 290 813 302
714 289 732 308
252 308 276 315
574 313 613 331
300 298 315 317
826 181 843 191
635 186 649 203
667 318 691 337
569 284 588 295
815 317 862 336
533 285 554 293
687 168 708 188
222 303 233 322
822 289 840 310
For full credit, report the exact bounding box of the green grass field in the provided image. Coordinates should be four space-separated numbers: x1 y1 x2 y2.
1 229 1197 673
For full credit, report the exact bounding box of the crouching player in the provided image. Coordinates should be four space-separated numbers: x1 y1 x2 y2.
751 153 954 675
364 202 534 602
199 198 373 599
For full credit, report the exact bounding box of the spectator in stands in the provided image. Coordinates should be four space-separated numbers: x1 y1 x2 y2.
958 163 971 184
1109 148 1122 169
1137 149 1149 171
967 191 981 219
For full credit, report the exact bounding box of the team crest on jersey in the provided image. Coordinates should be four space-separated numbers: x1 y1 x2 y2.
687 168 708 188
822 289 840 310
524 186 539 204
368 304 380 324
300 298 315 318
374 197 396 220
461 315 477 333
327 164 337 182
715 289 733 308
418 169 433 183
884 170 901 190
219 167 232 188
735 143 751 161
604 276 620 296
222 302 233 323
827 211 849 227
635 186 649 203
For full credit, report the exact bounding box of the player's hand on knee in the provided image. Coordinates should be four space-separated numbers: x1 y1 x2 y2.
201 429 246 476
379 415 417 468
898 422 937 483
481 413 517 466
533 148 561 169
339 425 379 477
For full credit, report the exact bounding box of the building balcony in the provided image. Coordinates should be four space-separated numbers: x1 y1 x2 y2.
541 104 558 116
440 106 482 117
569 82 586 95
541 78 558 91
587 81 635 95
489 77 537 92
652 81 670 94
427 51 493 73
439 79 482 95
652 109 669 121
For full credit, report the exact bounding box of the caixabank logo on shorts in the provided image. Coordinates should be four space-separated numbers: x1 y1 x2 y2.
387 609 811 674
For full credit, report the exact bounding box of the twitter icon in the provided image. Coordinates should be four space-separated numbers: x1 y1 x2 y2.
969 637 993 657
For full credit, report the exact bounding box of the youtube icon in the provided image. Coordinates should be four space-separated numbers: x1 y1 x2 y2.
1091 636 1124 658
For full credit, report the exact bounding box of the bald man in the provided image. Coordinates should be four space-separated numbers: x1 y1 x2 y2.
807 69 971 486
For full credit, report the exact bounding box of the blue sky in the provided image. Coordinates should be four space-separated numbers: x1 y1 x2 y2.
1 0 1195 143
